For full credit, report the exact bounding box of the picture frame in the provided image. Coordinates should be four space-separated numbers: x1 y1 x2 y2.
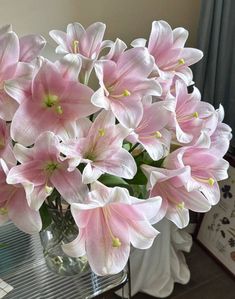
197 155 235 277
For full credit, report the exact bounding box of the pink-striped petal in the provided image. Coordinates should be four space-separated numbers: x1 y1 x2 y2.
173 27 188 48
80 22 105 58
117 47 154 78
50 167 88 204
94 148 137 179
19 34 46 62
6 160 45 186
8 188 42 233
128 219 159 249
85 208 130 275
166 204 189 229
0 32 19 71
110 96 143 128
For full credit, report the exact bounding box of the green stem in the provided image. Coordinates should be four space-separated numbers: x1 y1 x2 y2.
129 142 140 153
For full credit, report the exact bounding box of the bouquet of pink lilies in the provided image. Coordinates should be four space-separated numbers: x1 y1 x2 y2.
0 21 232 276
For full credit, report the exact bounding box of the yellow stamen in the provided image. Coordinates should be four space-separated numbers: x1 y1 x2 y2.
73 40 79 54
178 58 185 65
196 177 215 186
103 208 122 248
208 178 215 186
177 202 185 210
112 89 131 99
0 207 8 215
178 112 199 122
98 128 105 137
112 237 122 248
123 89 131 97
155 131 162 138
45 185 53 194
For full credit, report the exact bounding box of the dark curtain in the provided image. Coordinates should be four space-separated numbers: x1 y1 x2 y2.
193 0 235 147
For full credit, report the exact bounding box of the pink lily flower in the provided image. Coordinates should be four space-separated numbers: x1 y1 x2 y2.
59 110 137 184
62 181 163 275
167 80 217 144
6 131 88 210
11 59 98 146
0 24 45 63
49 22 111 75
132 20 203 84
209 105 232 157
92 47 162 128
0 24 41 108
0 31 34 120
141 165 211 228
164 144 229 205
0 159 42 234
127 100 173 160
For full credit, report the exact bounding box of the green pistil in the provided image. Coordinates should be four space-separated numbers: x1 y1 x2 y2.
44 162 59 174
44 94 58 107
43 94 63 115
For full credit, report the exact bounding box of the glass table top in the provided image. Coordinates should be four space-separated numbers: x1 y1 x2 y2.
0 222 127 299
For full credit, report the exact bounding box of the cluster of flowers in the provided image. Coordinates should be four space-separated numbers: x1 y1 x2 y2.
0 21 232 275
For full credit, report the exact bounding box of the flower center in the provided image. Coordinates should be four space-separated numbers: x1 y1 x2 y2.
43 94 63 115
44 162 59 174
43 162 59 193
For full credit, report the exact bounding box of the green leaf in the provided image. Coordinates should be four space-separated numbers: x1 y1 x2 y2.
123 142 132 151
99 173 129 187
39 202 52 230
125 167 148 185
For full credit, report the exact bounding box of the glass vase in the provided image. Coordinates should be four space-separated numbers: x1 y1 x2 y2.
39 199 89 276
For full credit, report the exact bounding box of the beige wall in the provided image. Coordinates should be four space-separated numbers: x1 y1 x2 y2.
0 0 201 53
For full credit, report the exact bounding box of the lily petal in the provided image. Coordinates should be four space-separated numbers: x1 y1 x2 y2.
8 188 42 233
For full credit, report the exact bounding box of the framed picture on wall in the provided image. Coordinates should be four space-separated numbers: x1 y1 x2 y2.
197 159 235 277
